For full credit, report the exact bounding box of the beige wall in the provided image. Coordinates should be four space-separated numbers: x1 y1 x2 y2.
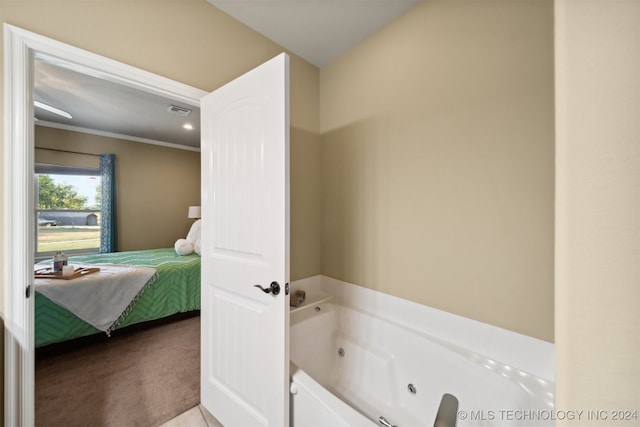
555 0 640 421
35 127 201 251
291 128 322 280
320 0 555 341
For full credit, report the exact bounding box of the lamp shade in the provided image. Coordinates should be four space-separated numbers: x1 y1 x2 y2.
188 206 201 219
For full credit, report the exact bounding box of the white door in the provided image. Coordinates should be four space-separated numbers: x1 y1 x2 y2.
200 53 290 426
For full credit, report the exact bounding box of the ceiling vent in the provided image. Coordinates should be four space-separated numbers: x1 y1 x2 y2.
168 105 192 117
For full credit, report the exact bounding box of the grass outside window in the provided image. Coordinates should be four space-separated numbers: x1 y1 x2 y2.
38 226 100 253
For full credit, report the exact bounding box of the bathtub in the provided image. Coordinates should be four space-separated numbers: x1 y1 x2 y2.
289 279 555 427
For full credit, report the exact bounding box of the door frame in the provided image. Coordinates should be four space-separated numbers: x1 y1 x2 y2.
3 24 208 425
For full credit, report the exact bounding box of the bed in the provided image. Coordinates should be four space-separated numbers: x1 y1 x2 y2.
35 247 201 348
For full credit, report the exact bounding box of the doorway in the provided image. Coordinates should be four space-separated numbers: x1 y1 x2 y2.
3 24 207 424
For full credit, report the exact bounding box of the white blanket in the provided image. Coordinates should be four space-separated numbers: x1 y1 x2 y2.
35 263 158 334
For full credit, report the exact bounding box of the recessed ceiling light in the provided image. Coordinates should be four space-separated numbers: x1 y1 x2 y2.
183 123 194 130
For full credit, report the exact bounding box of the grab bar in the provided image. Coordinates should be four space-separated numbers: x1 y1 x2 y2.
379 416 397 427
433 393 459 427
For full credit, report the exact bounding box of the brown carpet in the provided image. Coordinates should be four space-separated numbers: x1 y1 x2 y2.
35 315 201 427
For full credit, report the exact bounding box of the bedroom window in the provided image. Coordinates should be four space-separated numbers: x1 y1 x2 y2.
35 164 102 259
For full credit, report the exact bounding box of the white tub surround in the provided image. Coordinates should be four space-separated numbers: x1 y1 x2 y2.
290 275 555 382
289 276 555 427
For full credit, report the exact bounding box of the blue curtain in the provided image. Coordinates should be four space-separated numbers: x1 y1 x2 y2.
100 154 117 253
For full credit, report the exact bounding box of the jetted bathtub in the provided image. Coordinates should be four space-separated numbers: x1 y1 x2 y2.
289 281 555 427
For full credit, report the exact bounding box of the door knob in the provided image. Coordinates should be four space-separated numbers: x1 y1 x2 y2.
254 281 280 295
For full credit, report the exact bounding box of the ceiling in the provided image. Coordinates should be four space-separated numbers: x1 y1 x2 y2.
34 60 202 150
207 0 420 68
34 0 420 150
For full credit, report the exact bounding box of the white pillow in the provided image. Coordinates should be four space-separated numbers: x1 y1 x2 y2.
174 238 194 256
186 219 201 245
193 234 201 256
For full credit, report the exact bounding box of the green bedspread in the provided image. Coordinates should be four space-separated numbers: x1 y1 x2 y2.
35 248 200 348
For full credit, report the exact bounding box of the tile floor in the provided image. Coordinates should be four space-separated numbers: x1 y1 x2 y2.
160 405 223 427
